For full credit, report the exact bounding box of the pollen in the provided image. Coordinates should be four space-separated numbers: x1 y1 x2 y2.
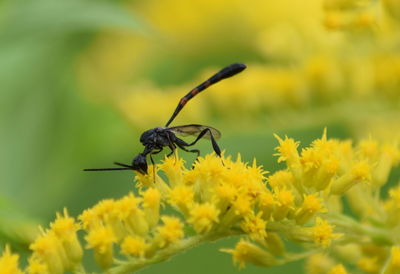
312 217 340 248
213 182 237 202
188 203 220 234
155 216 184 248
79 208 99 230
113 193 141 220
232 196 253 216
241 213 267 241
51 209 80 240
274 189 294 207
121 236 148 258
159 156 185 186
258 191 275 219
301 147 322 171
273 134 300 163
273 188 294 221
295 194 325 225
169 185 195 215
142 187 161 210
267 170 294 189
323 157 339 174
85 226 116 255
351 161 371 181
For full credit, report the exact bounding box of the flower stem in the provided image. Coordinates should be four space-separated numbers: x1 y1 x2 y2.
109 230 240 274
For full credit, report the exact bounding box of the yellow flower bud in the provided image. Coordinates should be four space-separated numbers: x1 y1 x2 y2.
221 239 279 269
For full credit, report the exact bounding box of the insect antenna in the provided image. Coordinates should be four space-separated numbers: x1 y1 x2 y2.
114 162 135 169
165 63 246 127
83 167 132 171
83 162 135 171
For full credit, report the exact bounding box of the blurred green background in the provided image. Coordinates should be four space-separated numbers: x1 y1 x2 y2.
1 0 399 272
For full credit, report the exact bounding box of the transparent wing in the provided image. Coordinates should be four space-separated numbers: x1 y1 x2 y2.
168 124 221 140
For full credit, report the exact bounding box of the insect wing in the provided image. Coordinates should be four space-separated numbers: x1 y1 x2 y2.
168 124 221 140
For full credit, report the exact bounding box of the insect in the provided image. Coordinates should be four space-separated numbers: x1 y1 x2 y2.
84 63 246 174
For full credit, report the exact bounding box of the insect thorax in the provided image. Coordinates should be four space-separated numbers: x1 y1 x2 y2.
140 127 169 146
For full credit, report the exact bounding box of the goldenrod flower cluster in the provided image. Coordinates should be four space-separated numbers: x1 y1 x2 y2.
1 130 399 273
79 0 400 140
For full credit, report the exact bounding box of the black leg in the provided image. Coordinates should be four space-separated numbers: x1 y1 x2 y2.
175 141 200 158
165 132 177 158
185 128 222 157
166 143 176 157
150 148 162 180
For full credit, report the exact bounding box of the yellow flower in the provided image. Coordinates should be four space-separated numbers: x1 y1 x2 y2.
221 239 279 269
267 170 295 190
142 187 161 227
273 188 294 221
358 139 379 159
26 256 49 274
331 161 372 195
30 231 65 274
357 256 380 273
305 253 335 274
188 203 220 234
232 195 253 217
159 155 185 187
50 209 82 265
240 212 267 242
274 134 299 165
85 226 116 269
312 217 341 248
0 246 23 274
328 264 348 274
169 185 195 216
121 236 148 258
213 182 237 206
385 246 400 274
258 191 275 220
114 193 149 236
154 216 184 248
295 194 326 225
4 131 400 272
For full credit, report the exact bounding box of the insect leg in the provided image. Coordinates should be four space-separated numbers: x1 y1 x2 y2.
149 148 162 181
166 134 177 157
185 128 222 157
174 138 201 158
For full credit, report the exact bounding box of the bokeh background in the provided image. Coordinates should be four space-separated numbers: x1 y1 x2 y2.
1 0 399 272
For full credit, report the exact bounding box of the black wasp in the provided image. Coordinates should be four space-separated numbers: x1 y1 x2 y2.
84 63 246 174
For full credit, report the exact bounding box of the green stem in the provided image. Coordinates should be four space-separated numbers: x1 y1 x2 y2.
109 230 240 274
329 213 393 245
